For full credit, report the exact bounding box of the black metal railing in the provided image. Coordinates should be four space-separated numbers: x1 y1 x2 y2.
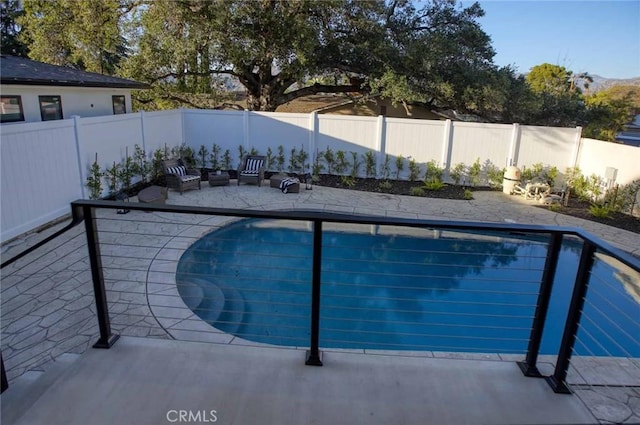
56 200 640 393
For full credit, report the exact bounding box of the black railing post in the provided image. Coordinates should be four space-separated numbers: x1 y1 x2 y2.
1 352 8 393
305 220 323 366
83 205 120 349
519 232 563 377
546 241 596 394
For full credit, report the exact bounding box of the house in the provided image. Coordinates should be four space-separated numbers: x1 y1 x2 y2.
276 94 445 120
615 114 640 147
219 92 445 120
0 55 149 124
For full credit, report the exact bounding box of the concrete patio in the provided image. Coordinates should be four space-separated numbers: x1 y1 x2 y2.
1 182 639 424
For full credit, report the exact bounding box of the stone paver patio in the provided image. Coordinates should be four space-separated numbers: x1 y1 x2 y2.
1 182 639 424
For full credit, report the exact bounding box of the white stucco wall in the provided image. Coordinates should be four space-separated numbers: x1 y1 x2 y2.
0 85 133 122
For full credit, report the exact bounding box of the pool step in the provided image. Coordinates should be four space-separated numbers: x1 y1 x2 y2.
177 280 205 311
180 279 245 335
191 279 225 323
214 284 245 335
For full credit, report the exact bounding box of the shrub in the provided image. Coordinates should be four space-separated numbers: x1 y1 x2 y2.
520 163 559 187
380 154 391 180
589 204 611 219
118 147 135 192
297 145 309 174
132 144 150 183
222 149 232 170
364 150 376 177
468 158 481 186
276 145 285 172
410 187 425 197
378 180 392 192
181 146 196 168
564 166 581 186
151 148 166 180
197 145 209 169
323 146 335 174
612 179 640 215
548 203 562 213
312 149 324 180
265 147 274 170
340 175 355 187
210 144 221 170
588 174 605 202
86 153 103 199
395 155 404 180
350 151 360 178
288 147 299 173
424 160 443 183
408 158 420 181
463 189 473 200
485 163 504 189
105 161 121 195
335 150 349 175
423 180 445 191
450 162 466 185
544 166 559 187
170 145 182 159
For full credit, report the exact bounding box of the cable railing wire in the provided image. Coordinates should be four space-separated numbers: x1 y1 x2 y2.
68 199 640 395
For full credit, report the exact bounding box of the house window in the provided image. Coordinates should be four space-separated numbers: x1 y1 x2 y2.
39 96 63 121
1 95 25 123
112 95 126 114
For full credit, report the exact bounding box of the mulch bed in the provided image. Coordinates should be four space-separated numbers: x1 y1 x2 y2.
313 174 640 234
314 174 475 199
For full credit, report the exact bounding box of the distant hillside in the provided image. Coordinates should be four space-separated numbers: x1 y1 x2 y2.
588 75 640 92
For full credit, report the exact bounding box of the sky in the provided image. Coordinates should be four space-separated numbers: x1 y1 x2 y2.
467 1 640 79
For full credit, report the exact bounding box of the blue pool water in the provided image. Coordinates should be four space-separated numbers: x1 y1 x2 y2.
176 219 640 356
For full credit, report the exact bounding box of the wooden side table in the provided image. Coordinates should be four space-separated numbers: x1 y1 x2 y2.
208 171 230 186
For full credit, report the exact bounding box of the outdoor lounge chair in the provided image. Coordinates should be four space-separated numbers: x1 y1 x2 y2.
162 159 201 194
237 155 266 187
512 179 551 200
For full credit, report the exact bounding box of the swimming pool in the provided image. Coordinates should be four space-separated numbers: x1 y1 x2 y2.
176 218 640 356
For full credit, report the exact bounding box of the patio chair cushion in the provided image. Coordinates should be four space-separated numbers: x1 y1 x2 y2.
167 165 187 176
240 158 264 175
180 175 200 183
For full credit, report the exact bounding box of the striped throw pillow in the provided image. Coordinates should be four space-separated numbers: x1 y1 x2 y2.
244 158 263 174
168 166 187 176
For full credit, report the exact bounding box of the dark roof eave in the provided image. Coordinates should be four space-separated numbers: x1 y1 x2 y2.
1 78 150 90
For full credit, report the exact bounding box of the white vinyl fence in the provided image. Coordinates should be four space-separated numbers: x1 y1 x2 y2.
2 108 639 242
1 110 182 241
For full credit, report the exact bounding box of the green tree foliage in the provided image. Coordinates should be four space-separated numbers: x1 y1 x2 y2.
600 85 640 109
119 0 231 110
120 0 499 112
583 90 634 141
18 0 129 74
526 63 574 95
351 0 501 117
525 63 587 127
1 0 29 56
9 0 635 139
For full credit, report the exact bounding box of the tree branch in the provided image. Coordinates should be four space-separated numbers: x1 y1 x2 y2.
150 68 239 82
281 83 364 104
